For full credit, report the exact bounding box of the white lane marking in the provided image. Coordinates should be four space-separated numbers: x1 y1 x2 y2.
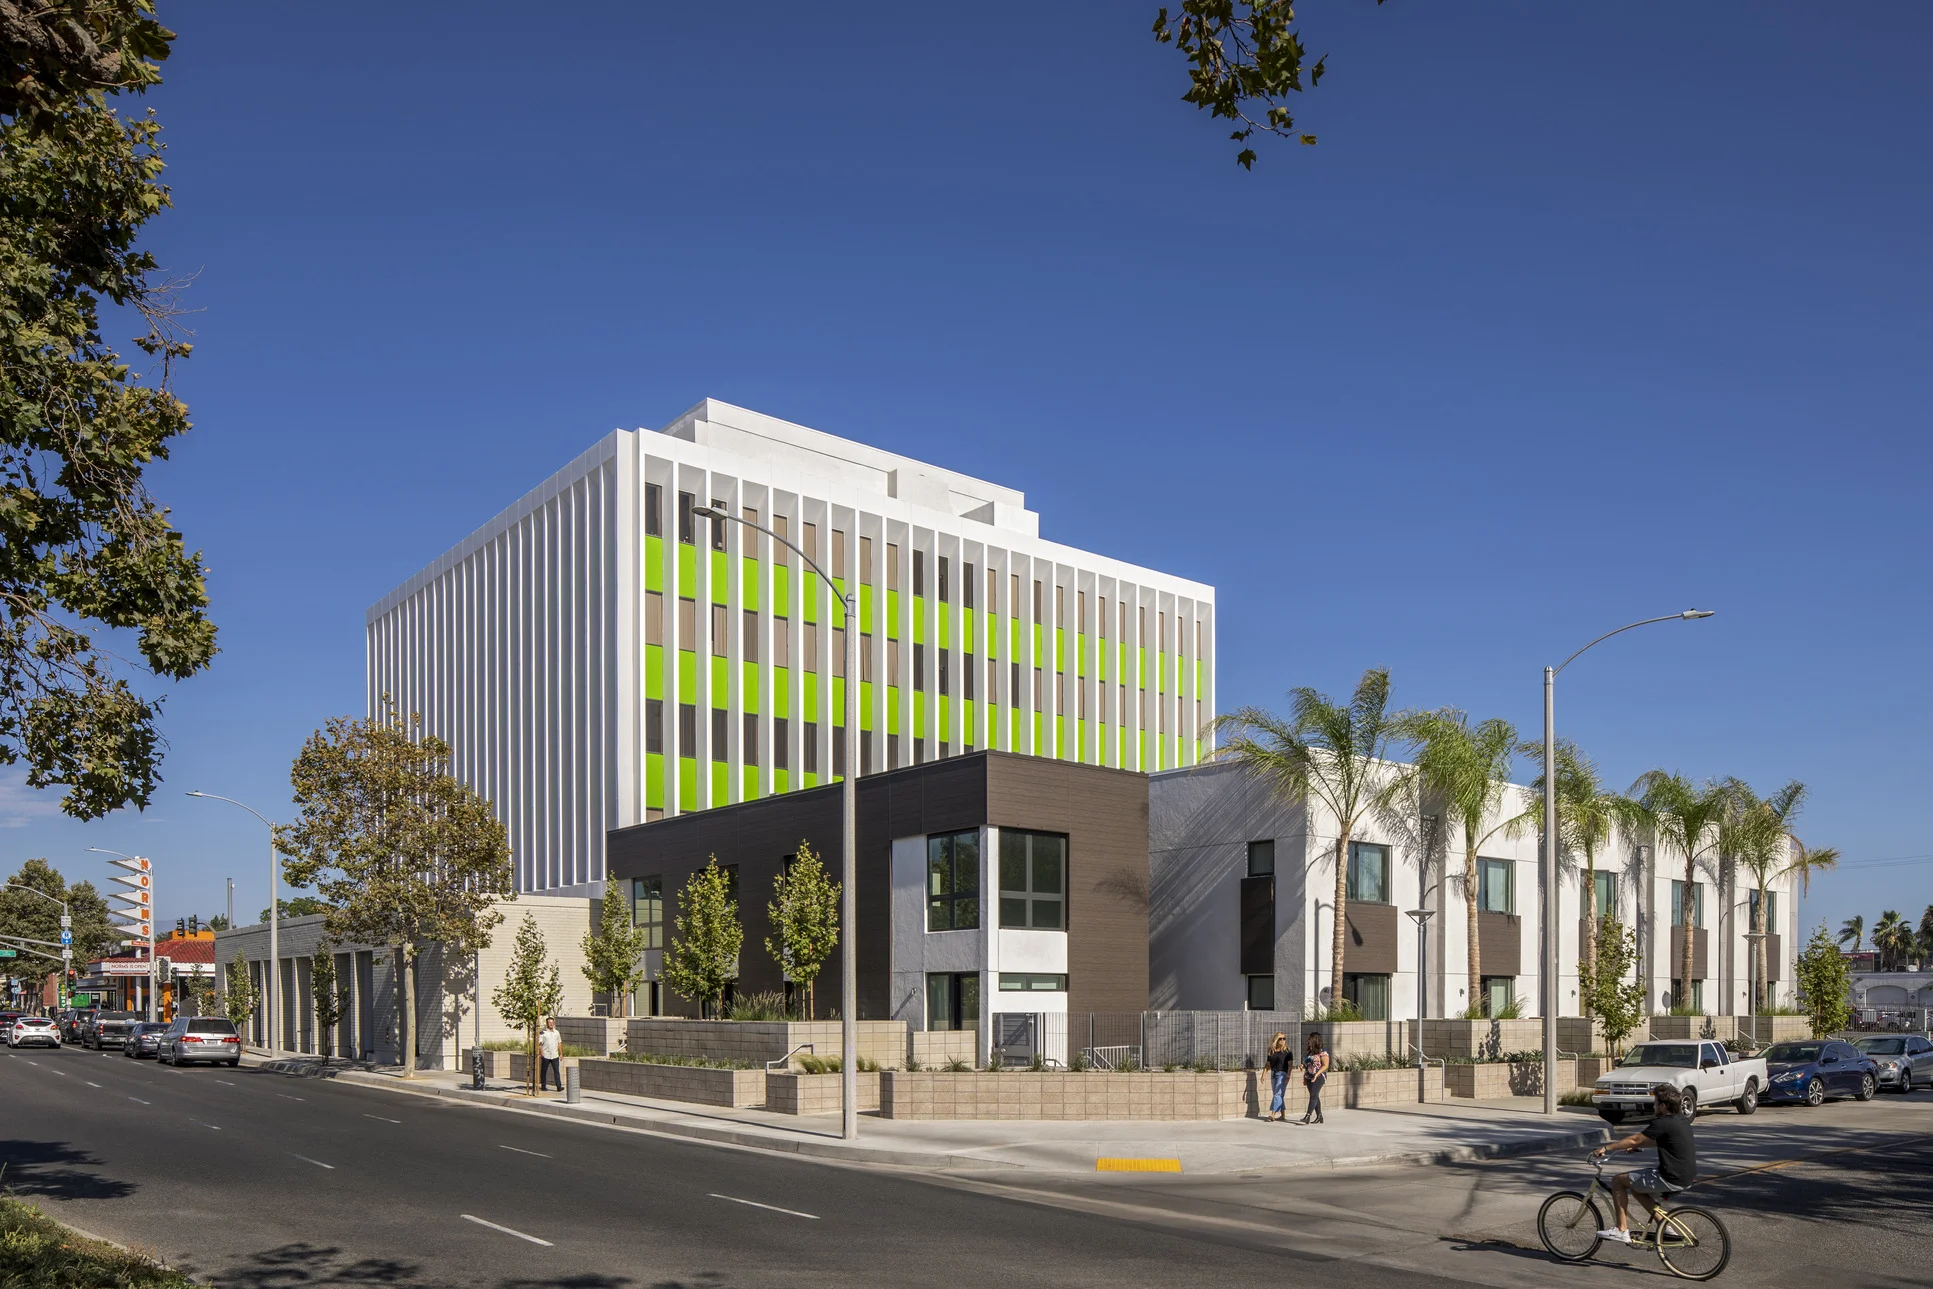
289 1153 334 1170
86 1081 101 1088
707 1193 820 1220
128 1097 150 1105
25 1060 38 1066
364 1114 401 1124
216 1079 235 1086
497 1144 552 1158
277 1093 306 1101
49 1069 66 1077
461 1214 553 1246
189 1118 222 1131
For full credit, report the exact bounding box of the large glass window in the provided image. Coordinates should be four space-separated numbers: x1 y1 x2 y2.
997 973 1067 992
630 877 663 950
1342 972 1390 1021
999 830 1066 930
1478 857 1514 914
926 971 980 1030
1247 840 1275 877
645 483 662 537
1346 842 1390 904
1246 974 1275 1010
1481 975 1515 1018
1747 889 1778 930
926 830 980 932
1593 871 1616 921
1672 880 1705 928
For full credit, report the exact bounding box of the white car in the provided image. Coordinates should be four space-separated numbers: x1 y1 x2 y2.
6 1015 61 1049
1591 1039 1768 1123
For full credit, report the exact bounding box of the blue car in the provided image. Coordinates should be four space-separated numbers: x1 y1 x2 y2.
1761 1039 1879 1106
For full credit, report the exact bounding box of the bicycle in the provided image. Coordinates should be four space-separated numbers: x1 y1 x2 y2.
1537 1155 1731 1280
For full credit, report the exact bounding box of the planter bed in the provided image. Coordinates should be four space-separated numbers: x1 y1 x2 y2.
463 1049 580 1083
1446 1058 1577 1099
881 1070 1255 1121
765 1071 883 1115
622 1019 908 1069
577 1057 765 1107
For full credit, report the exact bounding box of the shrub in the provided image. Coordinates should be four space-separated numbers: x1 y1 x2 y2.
1560 1087 1597 1107
724 990 799 1022
1310 1000 1362 1022
1339 1053 1409 1072
904 1054 923 1072
1067 1049 1089 1072
608 1051 753 1070
943 1057 971 1072
0 1196 192 1288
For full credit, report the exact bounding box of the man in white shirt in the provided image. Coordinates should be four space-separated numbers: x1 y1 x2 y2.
538 1018 563 1092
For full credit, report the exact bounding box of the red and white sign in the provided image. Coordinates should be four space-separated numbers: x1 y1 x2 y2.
101 959 152 976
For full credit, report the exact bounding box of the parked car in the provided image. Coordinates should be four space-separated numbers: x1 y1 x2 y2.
82 1010 138 1050
1850 1035 1933 1093
6 1015 60 1049
122 1021 168 1059
1590 1039 1768 1123
159 1015 241 1067
1762 1039 1879 1105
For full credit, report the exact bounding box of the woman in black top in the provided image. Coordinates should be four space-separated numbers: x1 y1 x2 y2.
1265 1033 1292 1121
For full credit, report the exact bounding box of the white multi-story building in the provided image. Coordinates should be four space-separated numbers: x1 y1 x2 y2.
368 399 1216 895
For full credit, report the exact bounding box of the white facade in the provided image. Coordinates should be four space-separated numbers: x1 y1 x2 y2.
369 400 1215 894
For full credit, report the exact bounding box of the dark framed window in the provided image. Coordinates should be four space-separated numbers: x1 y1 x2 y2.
1477 857 1513 914
926 972 980 1030
645 484 662 537
888 733 901 768
774 717 789 771
926 830 981 931
677 597 696 651
678 703 697 755
1346 842 1390 904
742 712 758 766
939 556 949 603
1593 871 1616 921
913 550 925 597
709 499 727 551
999 830 1066 930
645 699 664 755
963 564 975 609
1245 974 1275 1011
997 973 1067 992
963 652 975 700
678 491 695 544
914 642 925 689
743 609 758 663
711 708 727 762
1672 880 1704 928
1480 976 1514 1018
645 590 664 647
803 721 819 774
631 877 663 950
861 729 874 775
832 725 846 777
1246 840 1274 877
1747 889 1777 930
1342 972 1390 1021
939 649 950 696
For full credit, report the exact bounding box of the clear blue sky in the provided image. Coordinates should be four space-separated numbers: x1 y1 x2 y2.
5 3 1926 943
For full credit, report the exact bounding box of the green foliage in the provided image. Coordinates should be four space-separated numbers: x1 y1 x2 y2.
1629 772 1733 1004
258 896 331 924
275 701 513 1076
0 1192 193 1288
220 955 257 1031
581 880 650 1017
1560 1087 1598 1107
0 857 115 965
1836 915 1864 952
724 989 798 1021
1920 906 1933 961
942 1057 971 1072
1152 1 1384 167
205 913 229 931
1795 922 1852 1038
0 6 219 819
611 1051 753 1070
661 857 742 1016
309 947 347 1058
1338 1052 1408 1072
1310 999 1361 1022
1584 918 1647 1055
1873 910 1915 972
764 840 840 1019
492 912 563 1095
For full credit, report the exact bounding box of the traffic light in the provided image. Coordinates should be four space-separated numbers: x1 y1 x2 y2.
176 917 186 936
188 914 200 933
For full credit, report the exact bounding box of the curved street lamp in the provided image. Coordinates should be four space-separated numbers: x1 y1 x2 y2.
1541 610 1714 1114
187 791 283 1058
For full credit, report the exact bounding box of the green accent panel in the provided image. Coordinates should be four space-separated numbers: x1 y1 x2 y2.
860 583 874 633
803 573 819 624
888 685 901 734
887 589 899 637
774 768 789 794
741 662 760 714
645 536 665 593
939 695 950 740
1034 712 1044 750
1075 635 1084 679
678 649 697 695
711 762 728 802
1055 716 1065 758
678 543 696 587
1010 709 1022 749
1055 628 1064 672
913 604 926 646
914 691 926 739
1139 647 1148 689
711 655 727 694
828 594 848 630
710 550 728 601
803 772 818 789
645 645 664 701
963 607 976 646
741 559 760 611
939 612 950 651
774 564 790 617
804 671 818 714
1009 616 1020 657
775 666 790 714
832 677 845 724
985 614 997 660
1033 623 1042 658
742 766 759 800
646 753 664 811
859 682 874 731
678 756 697 807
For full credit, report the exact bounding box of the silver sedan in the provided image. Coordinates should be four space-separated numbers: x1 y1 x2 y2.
1852 1035 1933 1092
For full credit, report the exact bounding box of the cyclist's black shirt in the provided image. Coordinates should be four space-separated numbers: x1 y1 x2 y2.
1642 1114 1697 1187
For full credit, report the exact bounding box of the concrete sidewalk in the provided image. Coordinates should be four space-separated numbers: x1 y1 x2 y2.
246 1052 1610 1175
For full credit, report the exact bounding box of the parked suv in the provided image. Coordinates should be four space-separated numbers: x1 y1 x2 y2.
82 1010 138 1050
159 1016 240 1066
1850 1035 1932 1093
58 1009 89 1043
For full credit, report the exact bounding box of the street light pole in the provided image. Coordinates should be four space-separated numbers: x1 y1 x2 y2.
695 505 860 1141
1541 610 1713 1114
188 791 282 1058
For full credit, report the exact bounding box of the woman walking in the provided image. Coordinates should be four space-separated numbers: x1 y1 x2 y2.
1299 1032 1331 1125
1265 1032 1293 1121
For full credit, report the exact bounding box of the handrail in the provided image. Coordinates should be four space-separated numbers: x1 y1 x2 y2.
767 1042 814 1072
1406 1042 1448 1101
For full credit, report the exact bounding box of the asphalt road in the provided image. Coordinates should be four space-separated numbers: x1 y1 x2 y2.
4 1042 1929 1288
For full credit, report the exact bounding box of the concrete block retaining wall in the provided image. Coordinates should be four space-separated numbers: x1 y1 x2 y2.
555 1017 620 1054
1446 1058 1577 1099
1410 1019 1549 1060
577 1057 766 1107
910 1029 977 1068
1648 1015 1739 1042
765 1071 883 1114
882 1071 1257 1120
463 1049 581 1082
623 1019 909 1069
1736 1016 1811 1045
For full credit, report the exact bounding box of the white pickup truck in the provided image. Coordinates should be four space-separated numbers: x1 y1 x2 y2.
1591 1039 1768 1124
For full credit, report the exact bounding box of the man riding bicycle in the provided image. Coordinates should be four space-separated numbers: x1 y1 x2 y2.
1590 1083 1697 1243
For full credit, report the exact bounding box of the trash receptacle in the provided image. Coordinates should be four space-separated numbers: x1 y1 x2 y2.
565 1064 581 1104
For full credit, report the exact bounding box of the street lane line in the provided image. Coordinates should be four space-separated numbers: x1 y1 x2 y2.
189 1119 222 1131
498 1144 552 1158
86 1081 101 1088
49 1069 67 1077
290 1154 334 1170
364 1113 402 1124
277 1093 306 1101
461 1214 553 1246
707 1194 820 1220
216 1079 235 1086
128 1097 150 1105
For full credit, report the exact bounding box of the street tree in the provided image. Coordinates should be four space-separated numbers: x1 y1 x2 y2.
493 912 562 1096
0 2 219 819
258 896 331 924
1836 915 1864 953
1585 917 1646 1056
1212 668 1410 1016
581 880 649 1018
1721 779 1817 1012
275 703 513 1078
766 841 840 1019
1400 709 1524 1017
0 858 115 966
220 956 258 1032
1794 922 1852 1038
1920 906 1933 965
1873 910 1911 972
310 947 347 1059
662 859 742 1017
1629 772 1732 1013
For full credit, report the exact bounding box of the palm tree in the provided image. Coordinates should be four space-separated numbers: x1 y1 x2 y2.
1720 779 1808 1012
1873 910 1910 971
1836 915 1865 953
1629 771 1732 1012
1920 906 1933 967
1212 668 1412 1015
1401 709 1524 1017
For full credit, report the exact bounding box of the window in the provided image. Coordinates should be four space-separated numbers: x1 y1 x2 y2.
743 712 759 766
1077 590 1087 633
678 491 695 544
709 499 727 551
913 550 925 597
860 633 874 683
1347 842 1390 904
999 830 1066 930
939 648 950 696
831 528 846 576
1669 980 1706 1011
963 652 975 700
926 830 981 931
1247 840 1275 877
1477 858 1513 914
804 622 819 671
1160 611 1167 651
774 717 789 771
1034 668 1043 708
773 616 789 663
832 725 846 777
914 642 925 689
831 627 846 678
1246 974 1275 1011
861 728 873 775
989 658 999 704
1672 880 1705 928
711 709 727 762
988 568 999 614
645 590 664 646
1099 596 1107 638
1011 661 1021 704
742 508 757 549
678 703 697 755
743 610 758 663
927 972 980 1030
861 536 873 583
888 543 900 592
888 733 900 767
939 556 949 603
1139 605 1146 645
1342 972 1390 1021
645 699 664 754
645 484 662 537
1033 580 1042 620
963 564 975 609
803 722 819 773
888 638 901 686
1077 679 1085 719
1593 872 1616 921
711 604 727 657
677 596 696 650
1011 573 1019 618
804 521 818 565
1748 889 1778 931
1055 673 1064 715
1481 976 1515 1018
631 877 663 950
998 973 1067 992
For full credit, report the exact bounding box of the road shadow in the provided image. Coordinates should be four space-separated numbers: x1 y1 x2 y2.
194 1244 655 1289
0 1139 137 1200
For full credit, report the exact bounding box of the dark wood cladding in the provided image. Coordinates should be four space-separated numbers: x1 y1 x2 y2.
1665 927 1710 981
985 753 1150 1015
1342 902 1398 975
1763 934 1782 982
1239 876 1275 976
1478 912 1521 977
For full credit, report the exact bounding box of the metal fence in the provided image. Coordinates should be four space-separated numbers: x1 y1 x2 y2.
991 1010 1310 1070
